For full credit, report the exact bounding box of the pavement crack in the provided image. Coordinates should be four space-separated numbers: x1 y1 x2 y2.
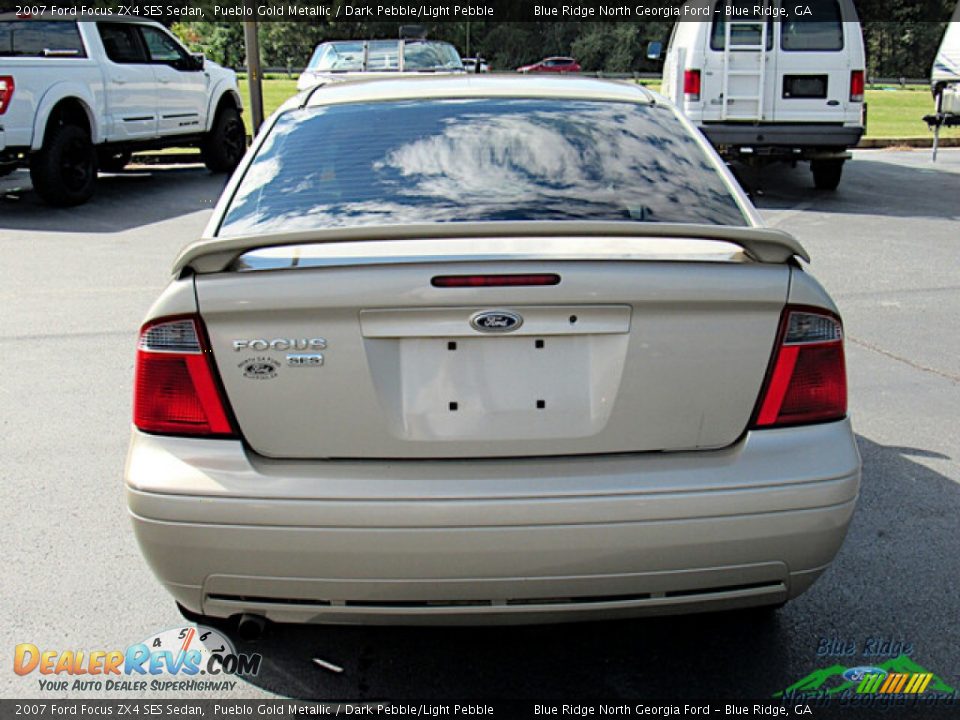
835 285 960 299
3 330 134 342
848 335 960 384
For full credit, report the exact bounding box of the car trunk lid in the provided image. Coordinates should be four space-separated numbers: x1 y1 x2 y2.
192 230 797 460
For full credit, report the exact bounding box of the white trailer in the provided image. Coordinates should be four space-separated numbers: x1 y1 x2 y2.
926 6 960 160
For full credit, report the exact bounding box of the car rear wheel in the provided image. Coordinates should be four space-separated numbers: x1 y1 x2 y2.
201 106 246 173
29 123 97 206
811 159 844 191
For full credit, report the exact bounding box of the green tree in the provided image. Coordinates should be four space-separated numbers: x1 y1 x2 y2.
171 13 955 80
172 22 244 67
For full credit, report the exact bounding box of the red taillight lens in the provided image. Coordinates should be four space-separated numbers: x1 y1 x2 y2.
850 70 865 102
0 76 14 115
134 316 237 437
753 308 847 428
684 69 701 102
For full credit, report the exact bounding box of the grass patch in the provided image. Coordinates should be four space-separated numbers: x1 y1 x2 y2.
864 88 958 139
237 74 300 119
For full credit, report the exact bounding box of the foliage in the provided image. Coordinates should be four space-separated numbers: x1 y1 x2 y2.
172 22 245 68
172 14 954 79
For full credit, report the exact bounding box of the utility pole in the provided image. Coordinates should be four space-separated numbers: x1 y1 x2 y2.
243 13 264 134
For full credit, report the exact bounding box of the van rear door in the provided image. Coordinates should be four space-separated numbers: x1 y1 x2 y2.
772 0 862 125
700 2 776 123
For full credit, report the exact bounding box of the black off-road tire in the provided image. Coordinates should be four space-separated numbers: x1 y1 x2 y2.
811 159 844 191
98 149 132 173
29 123 97 206
176 602 217 625
200 106 246 173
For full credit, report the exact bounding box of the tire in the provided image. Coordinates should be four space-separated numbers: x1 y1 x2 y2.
724 600 787 619
176 602 217 625
98 149 132 173
175 603 259 639
200 106 246 173
811 159 844 191
29 123 97 206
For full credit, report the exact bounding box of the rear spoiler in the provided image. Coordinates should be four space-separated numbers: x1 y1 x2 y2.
173 222 809 276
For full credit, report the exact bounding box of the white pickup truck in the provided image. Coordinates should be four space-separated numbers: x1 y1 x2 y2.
0 16 245 205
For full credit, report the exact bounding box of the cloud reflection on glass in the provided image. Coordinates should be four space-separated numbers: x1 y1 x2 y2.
220 99 747 237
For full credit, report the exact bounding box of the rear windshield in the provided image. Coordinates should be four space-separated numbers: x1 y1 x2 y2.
711 1 773 51
308 40 462 72
0 21 86 58
219 99 747 237
781 0 844 51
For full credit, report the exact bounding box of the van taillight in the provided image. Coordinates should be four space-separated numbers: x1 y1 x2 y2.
752 308 847 428
0 76 14 115
850 70 865 102
134 315 237 437
684 69 701 102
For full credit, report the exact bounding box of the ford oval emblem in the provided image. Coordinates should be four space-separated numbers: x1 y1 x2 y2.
842 667 887 683
470 310 523 333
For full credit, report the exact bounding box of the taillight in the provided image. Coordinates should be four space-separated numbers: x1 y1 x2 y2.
432 274 561 288
850 70 865 103
0 76 14 115
684 69 701 102
752 308 847 428
134 315 237 437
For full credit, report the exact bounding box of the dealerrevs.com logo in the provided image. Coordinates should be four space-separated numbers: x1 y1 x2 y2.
14 626 262 692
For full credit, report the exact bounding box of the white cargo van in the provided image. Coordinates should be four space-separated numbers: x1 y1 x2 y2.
661 0 866 189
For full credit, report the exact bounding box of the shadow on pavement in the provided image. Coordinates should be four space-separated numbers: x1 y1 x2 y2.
0 166 227 233
205 434 959 701
735 151 960 221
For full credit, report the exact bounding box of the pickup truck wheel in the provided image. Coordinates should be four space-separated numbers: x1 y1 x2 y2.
201 106 246 173
98 149 132 173
29 124 97 206
811 159 844 191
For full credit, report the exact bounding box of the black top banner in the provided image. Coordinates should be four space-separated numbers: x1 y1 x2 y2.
0 0 956 23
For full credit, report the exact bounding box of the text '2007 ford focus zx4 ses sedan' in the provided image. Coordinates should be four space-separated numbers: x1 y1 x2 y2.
125 76 860 626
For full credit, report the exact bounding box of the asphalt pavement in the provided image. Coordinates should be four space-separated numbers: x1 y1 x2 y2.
1 150 958 703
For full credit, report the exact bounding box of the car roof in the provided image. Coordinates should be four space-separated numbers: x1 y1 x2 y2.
292 75 660 110
315 39 454 47
0 13 162 25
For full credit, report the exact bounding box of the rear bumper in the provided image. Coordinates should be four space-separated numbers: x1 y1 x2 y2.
699 123 864 151
125 420 860 624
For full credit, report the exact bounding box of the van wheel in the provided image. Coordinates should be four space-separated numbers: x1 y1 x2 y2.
99 149 132 173
811 159 844 191
200 106 246 173
29 124 97 206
